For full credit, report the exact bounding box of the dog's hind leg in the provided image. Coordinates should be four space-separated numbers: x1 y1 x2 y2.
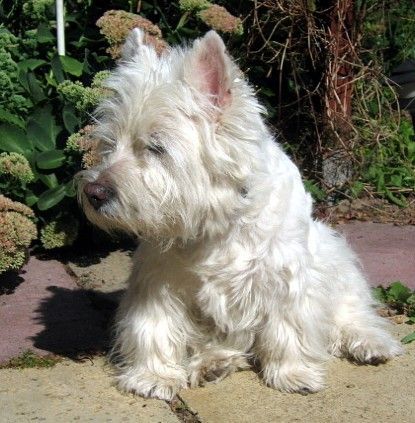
311 222 403 364
329 282 403 364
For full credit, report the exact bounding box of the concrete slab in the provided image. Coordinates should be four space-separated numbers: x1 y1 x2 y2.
339 222 415 289
67 249 132 294
0 357 178 422
0 257 112 364
181 323 415 423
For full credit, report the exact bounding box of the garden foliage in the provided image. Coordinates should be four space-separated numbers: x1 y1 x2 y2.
0 0 413 272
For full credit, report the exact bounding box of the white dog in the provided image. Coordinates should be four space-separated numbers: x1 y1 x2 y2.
77 29 402 400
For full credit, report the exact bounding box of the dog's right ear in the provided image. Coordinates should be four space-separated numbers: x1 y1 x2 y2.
185 31 233 110
121 28 156 62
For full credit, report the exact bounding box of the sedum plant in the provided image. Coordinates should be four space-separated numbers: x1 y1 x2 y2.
0 195 37 273
40 213 79 249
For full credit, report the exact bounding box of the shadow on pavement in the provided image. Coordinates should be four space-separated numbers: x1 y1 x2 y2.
31 286 124 359
0 271 25 295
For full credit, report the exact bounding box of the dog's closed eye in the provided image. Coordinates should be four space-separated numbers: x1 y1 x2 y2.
147 143 165 155
146 132 166 155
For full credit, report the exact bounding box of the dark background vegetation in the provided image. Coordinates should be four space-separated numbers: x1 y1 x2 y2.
0 0 414 270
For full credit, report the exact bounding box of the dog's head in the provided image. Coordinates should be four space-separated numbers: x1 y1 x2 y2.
77 30 267 243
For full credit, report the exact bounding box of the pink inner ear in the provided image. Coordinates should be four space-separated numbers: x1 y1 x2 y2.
193 37 231 108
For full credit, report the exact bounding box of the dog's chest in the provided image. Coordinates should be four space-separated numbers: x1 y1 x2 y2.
190 251 273 333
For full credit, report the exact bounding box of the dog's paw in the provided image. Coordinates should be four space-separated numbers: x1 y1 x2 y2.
117 369 187 400
262 362 326 394
189 352 249 388
347 331 403 364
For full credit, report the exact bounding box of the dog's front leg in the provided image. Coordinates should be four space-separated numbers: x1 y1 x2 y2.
110 262 191 400
255 307 329 394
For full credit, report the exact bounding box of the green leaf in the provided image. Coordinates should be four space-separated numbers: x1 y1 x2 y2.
36 150 66 169
304 179 326 201
401 331 415 344
62 105 79 133
0 108 25 129
51 55 65 83
37 184 66 210
17 59 46 72
390 174 402 187
19 72 46 103
27 106 62 151
25 191 39 207
387 281 412 303
384 189 407 207
37 22 55 43
65 179 76 197
60 56 84 77
0 124 32 154
38 173 58 189
372 286 387 302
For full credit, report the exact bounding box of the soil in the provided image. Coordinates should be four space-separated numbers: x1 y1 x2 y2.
315 195 415 225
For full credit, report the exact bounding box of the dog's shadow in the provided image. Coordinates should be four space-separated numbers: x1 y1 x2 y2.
31 286 124 359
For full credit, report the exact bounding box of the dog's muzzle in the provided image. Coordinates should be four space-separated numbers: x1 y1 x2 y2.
83 182 114 210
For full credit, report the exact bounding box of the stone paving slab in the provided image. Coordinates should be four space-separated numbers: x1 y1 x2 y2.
0 257 110 363
67 249 132 294
0 358 178 423
181 323 415 423
339 222 415 289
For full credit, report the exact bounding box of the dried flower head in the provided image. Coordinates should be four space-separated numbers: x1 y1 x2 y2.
96 10 168 60
0 152 34 184
40 214 79 249
199 5 243 35
66 125 100 169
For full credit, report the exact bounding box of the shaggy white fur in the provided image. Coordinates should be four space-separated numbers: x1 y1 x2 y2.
77 29 403 400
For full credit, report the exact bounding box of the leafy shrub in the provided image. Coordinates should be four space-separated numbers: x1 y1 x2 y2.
373 281 415 344
0 195 37 273
360 117 415 207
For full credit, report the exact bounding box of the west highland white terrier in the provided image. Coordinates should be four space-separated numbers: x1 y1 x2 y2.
77 29 402 400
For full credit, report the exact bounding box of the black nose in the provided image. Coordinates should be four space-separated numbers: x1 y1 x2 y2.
83 182 114 210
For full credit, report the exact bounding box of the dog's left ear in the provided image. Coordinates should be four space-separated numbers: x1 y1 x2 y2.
122 28 157 63
185 31 232 109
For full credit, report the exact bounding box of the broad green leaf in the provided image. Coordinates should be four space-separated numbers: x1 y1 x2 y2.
387 281 412 303
0 124 32 154
37 23 55 43
19 71 46 103
38 173 58 189
401 331 415 344
45 73 58 87
17 59 46 72
27 73 46 103
25 191 39 207
27 106 62 151
0 108 25 129
51 55 65 83
36 150 66 169
37 184 66 210
62 105 79 133
60 56 84 77
65 179 76 197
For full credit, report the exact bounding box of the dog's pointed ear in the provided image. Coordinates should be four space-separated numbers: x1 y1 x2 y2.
121 28 156 62
185 31 232 108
